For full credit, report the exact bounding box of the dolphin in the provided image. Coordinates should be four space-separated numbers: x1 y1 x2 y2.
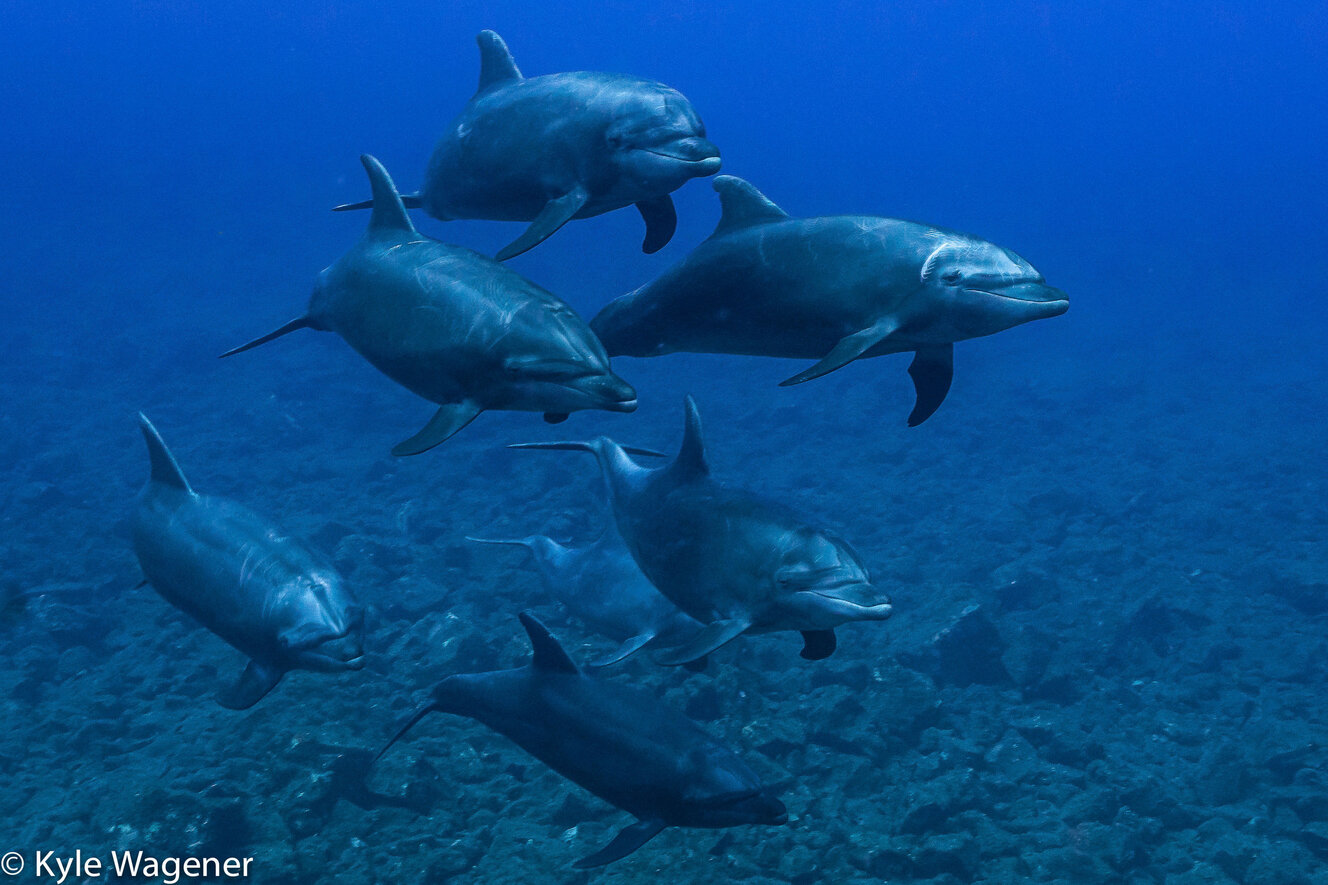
510 396 893 664
131 415 365 709
467 522 706 669
222 155 637 455
374 612 786 867
591 175 1069 425
333 30 721 260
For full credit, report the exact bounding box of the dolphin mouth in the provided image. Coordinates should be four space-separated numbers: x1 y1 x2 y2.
637 137 722 171
965 282 1069 313
798 587 893 620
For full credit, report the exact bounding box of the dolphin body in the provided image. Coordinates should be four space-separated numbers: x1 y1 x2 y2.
511 397 893 664
334 30 722 261
468 523 706 669
131 415 365 709
376 612 786 867
222 155 636 455
591 175 1069 425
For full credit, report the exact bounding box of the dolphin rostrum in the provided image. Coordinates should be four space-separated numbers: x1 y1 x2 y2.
333 30 721 260
132 415 365 709
511 396 893 664
591 175 1069 425
222 155 636 455
374 612 786 867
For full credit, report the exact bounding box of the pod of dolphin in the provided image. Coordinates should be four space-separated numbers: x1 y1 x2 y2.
132 30 1068 868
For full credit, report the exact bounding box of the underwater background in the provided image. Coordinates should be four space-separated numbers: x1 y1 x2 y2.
3 0 1326 882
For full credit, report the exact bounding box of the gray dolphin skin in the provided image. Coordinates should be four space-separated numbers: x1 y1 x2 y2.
375 612 786 867
591 175 1069 425
221 155 637 455
467 523 706 668
132 415 365 709
333 30 721 260
510 396 893 664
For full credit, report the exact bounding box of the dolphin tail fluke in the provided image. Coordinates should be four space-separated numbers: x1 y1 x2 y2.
217 660 284 710
779 318 899 387
371 701 440 765
219 316 312 358
494 185 588 261
137 414 193 494
391 401 483 456
575 819 668 868
332 193 424 213
906 344 955 426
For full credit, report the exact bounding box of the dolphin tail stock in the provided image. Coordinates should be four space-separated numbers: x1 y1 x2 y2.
219 316 313 358
331 193 424 212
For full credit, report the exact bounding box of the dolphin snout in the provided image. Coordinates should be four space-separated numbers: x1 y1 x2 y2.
973 281 1069 308
579 373 638 412
644 136 722 170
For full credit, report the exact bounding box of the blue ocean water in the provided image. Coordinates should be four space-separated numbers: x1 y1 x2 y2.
2 0 1326 881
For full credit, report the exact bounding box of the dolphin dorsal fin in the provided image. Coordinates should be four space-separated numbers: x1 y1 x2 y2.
671 395 709 478
137 414 193 494
476 30 522 93
709 175 789 238
519 611 580 675
359 155 417 237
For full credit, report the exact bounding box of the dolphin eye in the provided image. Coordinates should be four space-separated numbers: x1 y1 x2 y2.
942 270 962 284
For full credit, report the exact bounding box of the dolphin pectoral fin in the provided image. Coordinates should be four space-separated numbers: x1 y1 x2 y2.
653 618 749 666
779 319 899 387
217 660 283 710
799 629 838 661
682 655 710 673
636 194 677 253
589 632 656 668
906 343 954 427
574 819 667 868
219 316 313 358
508 441 669 459
495 186 589 261
392 401 483 456
332 193 423 212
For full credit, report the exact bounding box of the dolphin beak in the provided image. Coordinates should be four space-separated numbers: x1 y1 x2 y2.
642 136 722 172
583 373 638 412
799 584 893 621
969 282 1069 315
